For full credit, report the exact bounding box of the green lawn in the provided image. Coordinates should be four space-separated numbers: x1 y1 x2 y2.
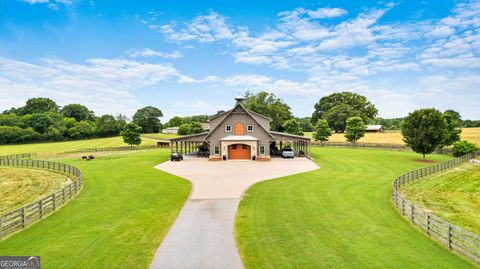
141 133 179 140
0 150 190 268
0 136 157 155
235 147 476 268
401 159 480 235
0 167 71 214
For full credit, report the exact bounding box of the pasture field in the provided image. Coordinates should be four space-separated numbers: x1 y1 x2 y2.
0 136 157 155
304 127 480 145
0 167 71 214
401 159 480 235
235 148 476 268
141 133 179 140
0 150 190 268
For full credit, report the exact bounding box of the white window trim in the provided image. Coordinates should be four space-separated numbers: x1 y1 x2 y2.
247 125 254 132
259 145 266 155
225 125 232 132
214 146 220 155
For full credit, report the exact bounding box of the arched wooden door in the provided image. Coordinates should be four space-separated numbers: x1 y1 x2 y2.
228 144 251 159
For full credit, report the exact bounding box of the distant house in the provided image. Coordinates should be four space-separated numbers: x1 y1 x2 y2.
163 127 179 134
169 96 311 161
365 125 384 133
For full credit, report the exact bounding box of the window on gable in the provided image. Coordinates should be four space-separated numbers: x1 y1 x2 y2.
247 125 254 132
225 125 232 132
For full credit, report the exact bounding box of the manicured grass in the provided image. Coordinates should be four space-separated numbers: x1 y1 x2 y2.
0 150 190 268
0 136 157 155
236 148 476 268
0 167 71 214
141 133 179 140
401 160 480 235
304 127 480 145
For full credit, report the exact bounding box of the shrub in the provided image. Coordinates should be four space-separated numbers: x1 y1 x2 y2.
451 140 479 157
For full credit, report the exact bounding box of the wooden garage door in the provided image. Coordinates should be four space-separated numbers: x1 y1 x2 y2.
228 144 251 159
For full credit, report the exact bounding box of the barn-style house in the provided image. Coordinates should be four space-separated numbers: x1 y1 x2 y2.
169 96 311 161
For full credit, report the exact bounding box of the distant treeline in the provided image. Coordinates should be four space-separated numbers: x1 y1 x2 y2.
0 97 164 145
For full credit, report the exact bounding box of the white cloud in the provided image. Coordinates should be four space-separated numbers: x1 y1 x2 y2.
160 11 235 42
426 25 455 38
22 0 72 9
177 75 220 83
0 57 183 116
307 8 347 19
127 48 183 59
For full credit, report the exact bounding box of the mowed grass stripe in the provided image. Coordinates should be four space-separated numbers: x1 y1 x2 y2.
235 147 476 268
0 136 158 155
0 150 190 268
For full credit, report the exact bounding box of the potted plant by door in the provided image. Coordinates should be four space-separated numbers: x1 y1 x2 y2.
222 155 227 161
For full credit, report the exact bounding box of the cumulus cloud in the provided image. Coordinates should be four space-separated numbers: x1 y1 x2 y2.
0 57 181 116
307 8 347 19
126 48 183 59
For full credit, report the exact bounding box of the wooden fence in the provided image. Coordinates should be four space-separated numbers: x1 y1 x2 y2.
312 141 452 154
392 151 480 264
0 153 34 160
0 157 83 239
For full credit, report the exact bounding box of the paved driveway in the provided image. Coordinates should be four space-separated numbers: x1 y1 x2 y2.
151 157 319 269
155 157 320 199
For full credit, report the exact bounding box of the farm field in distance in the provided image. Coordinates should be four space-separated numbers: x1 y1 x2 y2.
0 150 190 268
304 127 480 145
0 167 71 214
235 147 476 268
401 158 480 235
0 136 158 155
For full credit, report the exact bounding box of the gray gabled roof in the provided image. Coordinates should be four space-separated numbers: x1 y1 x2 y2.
169 132 209 141
205 102 275 139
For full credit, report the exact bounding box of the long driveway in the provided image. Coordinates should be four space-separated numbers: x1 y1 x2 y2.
150 157 319 269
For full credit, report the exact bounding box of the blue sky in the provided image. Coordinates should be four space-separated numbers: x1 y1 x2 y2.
0 0 479 121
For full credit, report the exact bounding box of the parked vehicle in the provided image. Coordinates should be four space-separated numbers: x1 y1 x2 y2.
281 148 295 158
170 152 184 161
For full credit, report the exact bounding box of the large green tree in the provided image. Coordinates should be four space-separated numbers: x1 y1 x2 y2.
297 117 313 132
166 116 185 127
401 108 447 159
96 115 121 137
23 97 59 114
243 91 294 132
313 119 332 144
441 110 462 148
312 92 377 132
121 123 142 147
323 104 361 133
344 117 366 144
27 114 54 133
282 119 304 135
132 106 163 133
61 104 93 122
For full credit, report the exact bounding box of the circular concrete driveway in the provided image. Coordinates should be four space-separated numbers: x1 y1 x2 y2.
150 157 319 269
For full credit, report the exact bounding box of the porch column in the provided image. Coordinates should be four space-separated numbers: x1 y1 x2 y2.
170 141 173 155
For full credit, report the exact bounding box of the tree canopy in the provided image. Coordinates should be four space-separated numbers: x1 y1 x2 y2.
312 92 377 132
401 108 448 159
282 119 303 135
61 104 93 122
243 91 294 132
0 97 134 144
344 117 365 144
121 123 142 147
132 106 163 133
441 109 462 148
313 119 332 143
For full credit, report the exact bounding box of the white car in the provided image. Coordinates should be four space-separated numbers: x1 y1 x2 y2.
281 148 295 158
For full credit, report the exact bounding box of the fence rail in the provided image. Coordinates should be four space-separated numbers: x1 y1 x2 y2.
312 141 452 154
392 151 480 264
0 153 34 160
0 157 83 239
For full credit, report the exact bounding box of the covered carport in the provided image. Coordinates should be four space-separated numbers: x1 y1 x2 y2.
169 132 209 157
269 131 311 157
